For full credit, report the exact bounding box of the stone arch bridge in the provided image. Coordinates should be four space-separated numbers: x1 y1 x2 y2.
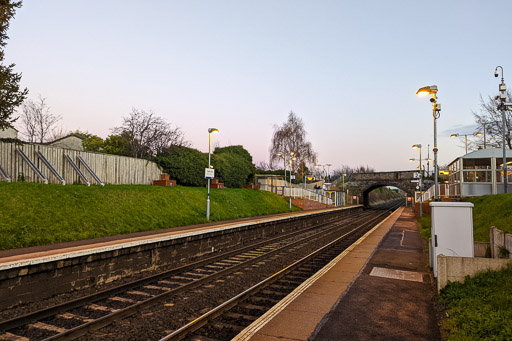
350 171 433 207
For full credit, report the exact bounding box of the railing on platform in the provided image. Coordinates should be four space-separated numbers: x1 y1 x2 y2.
258 182 343 206
416 183 461 202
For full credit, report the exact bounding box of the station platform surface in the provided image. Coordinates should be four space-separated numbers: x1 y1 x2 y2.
235 207 440 341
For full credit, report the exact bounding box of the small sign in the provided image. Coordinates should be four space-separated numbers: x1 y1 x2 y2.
205 168 215 179
407 197 412 201
411 179 419 183
413 173 420 179
290 175 295 180
352 196 357 200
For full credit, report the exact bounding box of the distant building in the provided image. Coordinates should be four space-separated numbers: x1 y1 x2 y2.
47 134 85 151
447 148 512 196
0 127 18 139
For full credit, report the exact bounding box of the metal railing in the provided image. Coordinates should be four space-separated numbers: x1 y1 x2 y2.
258 182 341 206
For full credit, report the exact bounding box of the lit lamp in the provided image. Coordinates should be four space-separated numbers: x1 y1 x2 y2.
417 85 440 201
206 128 219 220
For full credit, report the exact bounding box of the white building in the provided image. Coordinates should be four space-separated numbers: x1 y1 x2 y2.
447 148 512 196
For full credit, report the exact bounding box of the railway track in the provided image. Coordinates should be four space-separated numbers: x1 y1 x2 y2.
0 201 401 340
161 201 402 340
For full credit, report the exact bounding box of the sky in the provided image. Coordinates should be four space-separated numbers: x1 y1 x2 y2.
4 0 512 172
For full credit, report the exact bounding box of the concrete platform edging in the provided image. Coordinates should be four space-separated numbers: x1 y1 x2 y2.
234 207 403 341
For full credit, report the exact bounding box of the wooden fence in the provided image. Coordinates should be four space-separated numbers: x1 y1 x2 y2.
490 226 512 259
0 141 162 185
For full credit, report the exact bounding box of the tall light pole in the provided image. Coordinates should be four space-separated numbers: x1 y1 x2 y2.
342 173 347 206
417 85 441 201
326 164 332 182
411 144 423 216
206 128 219 220
449 133 469 154
289 156 296 210
495 66 509 193
277 151 295 210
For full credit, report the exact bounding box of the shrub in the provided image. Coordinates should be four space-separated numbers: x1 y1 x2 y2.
155 146 208 186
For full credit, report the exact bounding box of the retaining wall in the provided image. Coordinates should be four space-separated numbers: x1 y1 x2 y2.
0 207 361 308
437 255 512 291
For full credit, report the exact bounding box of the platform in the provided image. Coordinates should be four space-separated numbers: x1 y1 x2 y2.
235 207 440 340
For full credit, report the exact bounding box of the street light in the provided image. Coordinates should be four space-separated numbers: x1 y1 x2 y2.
342 173 347 206
325 164 332 182
495 66 508 193
289 156 296 210
417 85 441 201
276 151 295 210
411 144 423 216
206 128 219 220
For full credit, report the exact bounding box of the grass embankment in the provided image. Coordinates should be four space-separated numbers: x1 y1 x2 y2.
0 182 300 250
416 193 512 243
465 194 512 242
440 265 512 340
414 194 512 340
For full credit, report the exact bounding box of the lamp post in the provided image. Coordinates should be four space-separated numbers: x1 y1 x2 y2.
325 164 332 182
206 128 219 220
276 151 295 210
449 133 468 154
417 85 441 201
411 144 423 216
495 66 508 193
342 173 347 206
289 156 296 210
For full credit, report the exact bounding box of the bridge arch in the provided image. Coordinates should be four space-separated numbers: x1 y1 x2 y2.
350 171 432 207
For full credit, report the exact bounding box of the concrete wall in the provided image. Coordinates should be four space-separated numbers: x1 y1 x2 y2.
437 255 512 291
0 207 362 308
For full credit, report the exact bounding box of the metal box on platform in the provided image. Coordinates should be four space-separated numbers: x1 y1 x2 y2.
430 202 474 277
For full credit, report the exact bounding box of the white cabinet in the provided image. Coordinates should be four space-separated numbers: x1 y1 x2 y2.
430 202 474 277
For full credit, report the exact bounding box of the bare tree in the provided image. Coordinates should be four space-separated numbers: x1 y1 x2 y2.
113 108 189 158
18 96 61 143
472 91 512 149
269 112 317 178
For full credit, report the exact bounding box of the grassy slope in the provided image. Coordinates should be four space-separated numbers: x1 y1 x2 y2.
465 194 512 242
416 194 512 243
0 182 300 250
440 265 512 340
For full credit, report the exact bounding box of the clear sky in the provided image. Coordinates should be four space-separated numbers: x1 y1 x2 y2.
5 0 512 172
